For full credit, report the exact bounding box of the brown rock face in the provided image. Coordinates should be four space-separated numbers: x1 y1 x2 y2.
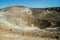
33 19 51 29
32 8 60 28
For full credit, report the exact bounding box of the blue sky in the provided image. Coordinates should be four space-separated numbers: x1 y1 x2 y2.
0 0 60 8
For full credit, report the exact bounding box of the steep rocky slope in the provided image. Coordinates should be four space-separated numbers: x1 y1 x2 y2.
0 6 60 40
32 7 60 28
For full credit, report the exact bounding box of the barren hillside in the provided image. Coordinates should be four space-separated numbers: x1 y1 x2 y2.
0 6 60 40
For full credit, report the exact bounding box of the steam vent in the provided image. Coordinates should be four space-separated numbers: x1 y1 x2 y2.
0 6 60 40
